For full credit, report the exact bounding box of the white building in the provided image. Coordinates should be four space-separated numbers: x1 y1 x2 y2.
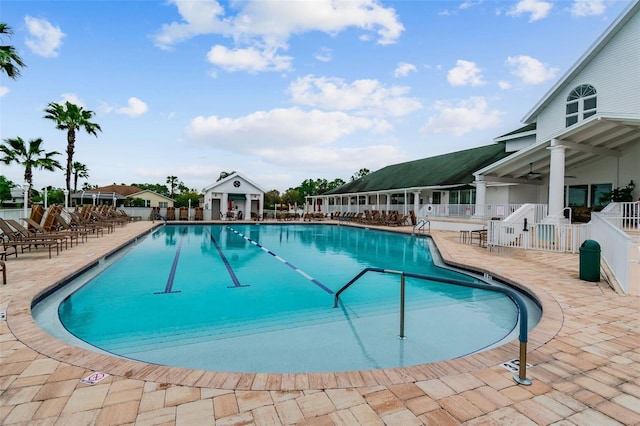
202 172 265 220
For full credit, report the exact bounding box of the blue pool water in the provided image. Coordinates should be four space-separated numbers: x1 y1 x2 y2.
37 224 540 373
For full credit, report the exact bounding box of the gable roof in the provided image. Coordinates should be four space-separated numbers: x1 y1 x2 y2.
522 0 640 123
130 190 175 202
90 184 144 197
203 172 267 193
325 143 512 195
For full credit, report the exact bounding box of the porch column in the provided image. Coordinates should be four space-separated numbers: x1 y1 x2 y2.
222 193 229 216
386 194 391 212
244 197 251 219
473 180 487 218
548 142 567 219
259 193 264 218
413 191 420 217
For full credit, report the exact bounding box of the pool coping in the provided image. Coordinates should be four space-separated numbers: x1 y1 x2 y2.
6 221 562 391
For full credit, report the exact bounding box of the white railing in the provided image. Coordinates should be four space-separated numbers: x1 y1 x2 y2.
504 203 548 224
591 212 632 294
487 220 590 253
598 202 640 232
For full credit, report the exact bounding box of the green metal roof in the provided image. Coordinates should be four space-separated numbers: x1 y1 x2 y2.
325 142 512 195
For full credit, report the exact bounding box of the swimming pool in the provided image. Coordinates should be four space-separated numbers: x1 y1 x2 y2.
34 224 540 373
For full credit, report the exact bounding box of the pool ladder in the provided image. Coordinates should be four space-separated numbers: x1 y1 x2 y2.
334 267 532 386
413 219 430 234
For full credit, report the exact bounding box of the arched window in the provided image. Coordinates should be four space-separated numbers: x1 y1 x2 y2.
566 84 597 127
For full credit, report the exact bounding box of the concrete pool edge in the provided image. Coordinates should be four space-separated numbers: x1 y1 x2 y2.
7 221 563 391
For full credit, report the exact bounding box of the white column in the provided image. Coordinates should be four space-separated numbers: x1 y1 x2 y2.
386 194 391 212
473 180 487 218
259 193 264 218
413 191 420 217
548 142 567 219
244 197 251 219
222 193 229 216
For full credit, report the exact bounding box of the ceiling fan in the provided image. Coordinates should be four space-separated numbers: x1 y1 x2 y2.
527 163 543 179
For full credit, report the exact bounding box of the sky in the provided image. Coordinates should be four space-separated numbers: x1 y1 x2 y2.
0 0 633 193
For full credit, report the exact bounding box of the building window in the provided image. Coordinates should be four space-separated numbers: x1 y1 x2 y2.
145 199 151 207
159 202 168 208
565 84 596 127
590 183 612 209
432 192 441 205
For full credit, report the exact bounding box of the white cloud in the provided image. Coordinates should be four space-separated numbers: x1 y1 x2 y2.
206 44 293 73
447 60 485 87
0 87 9 97
571 0 606 17
24 16 65 57
506 55 558 84
288 75 422 117
314 47 332 63
59 93 85 107
186 107 384 152
116 97 148 117
460 1 484 10
153 0 230 50
420 96 503 136
155 0 404 72
498 81 512 90
506 0 552 22
394 62 417 78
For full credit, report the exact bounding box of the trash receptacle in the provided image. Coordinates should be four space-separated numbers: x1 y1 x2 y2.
579 240 601 282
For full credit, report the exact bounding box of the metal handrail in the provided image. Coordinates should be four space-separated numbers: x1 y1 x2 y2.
413 219 430 233
333 267 532 385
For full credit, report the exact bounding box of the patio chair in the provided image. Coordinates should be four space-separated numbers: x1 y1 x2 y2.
165 207 176 221
68 211 105 237
194 207 203 221
0 218 60 258
179 207 188 220
10 218 75 248
1 250 6 284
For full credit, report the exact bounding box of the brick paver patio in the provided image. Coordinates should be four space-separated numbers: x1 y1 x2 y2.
1 220 639 425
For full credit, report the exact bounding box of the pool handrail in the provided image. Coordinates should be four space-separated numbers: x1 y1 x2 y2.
333 267 532 386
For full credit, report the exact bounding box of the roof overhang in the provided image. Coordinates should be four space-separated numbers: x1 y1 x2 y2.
476 114 640 184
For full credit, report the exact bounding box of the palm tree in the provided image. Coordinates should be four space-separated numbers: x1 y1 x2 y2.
0 137 62 206
72 161 90 191
0 23 26 79
166 176 178 198
43 101 102 204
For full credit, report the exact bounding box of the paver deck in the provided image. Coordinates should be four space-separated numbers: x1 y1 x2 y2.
1 220 639 425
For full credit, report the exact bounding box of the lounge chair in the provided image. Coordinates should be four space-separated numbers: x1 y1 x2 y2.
194 207 203 221
179 207 188 220
0 218 61 258
166 207 176 221
68 211 105 237
11 218 77 248
1 250 6 284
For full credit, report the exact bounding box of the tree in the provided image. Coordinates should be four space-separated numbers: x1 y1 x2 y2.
174 191 200 208
43 101 102 205
0 23 26 79
131 182 169 196
264 189 280 209
0 175 14 202
351 168 371 181
0 137 62 206
166 176 178 198
72 161 89 191
327 178 346 191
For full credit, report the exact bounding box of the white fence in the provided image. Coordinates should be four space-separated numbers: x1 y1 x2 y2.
591 212 632 294
487 220 590 254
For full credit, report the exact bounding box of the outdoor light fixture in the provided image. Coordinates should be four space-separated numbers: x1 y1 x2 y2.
629 180 635 190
